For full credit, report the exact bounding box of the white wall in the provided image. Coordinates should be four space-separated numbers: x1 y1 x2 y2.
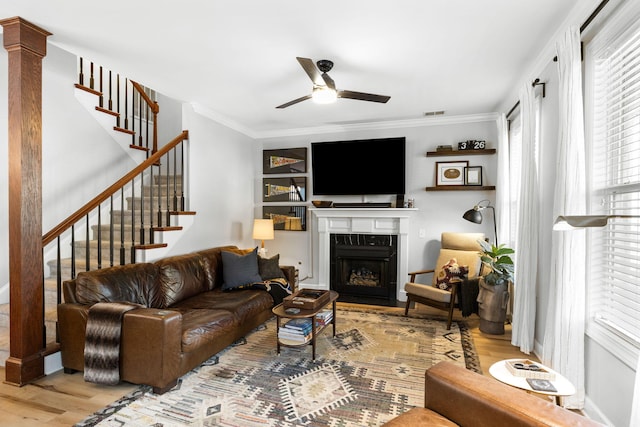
161 103 257 255
257 119 498 284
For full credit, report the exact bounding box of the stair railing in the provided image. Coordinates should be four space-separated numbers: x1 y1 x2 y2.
42 130 189 309
76 58 159 155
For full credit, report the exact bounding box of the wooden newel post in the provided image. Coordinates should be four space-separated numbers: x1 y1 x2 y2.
1 16 51 386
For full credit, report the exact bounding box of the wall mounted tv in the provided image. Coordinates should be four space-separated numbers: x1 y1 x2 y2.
311 137 406 196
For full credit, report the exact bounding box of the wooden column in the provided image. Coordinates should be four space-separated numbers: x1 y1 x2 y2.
1 17 51 386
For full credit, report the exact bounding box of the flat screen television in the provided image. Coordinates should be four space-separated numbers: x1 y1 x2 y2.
311 137 406 196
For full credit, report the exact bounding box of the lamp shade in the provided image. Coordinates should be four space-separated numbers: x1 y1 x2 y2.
553 215 640 230
253 219 274 241
463 208 483 224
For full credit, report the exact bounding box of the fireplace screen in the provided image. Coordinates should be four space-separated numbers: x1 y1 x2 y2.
330 234 397 302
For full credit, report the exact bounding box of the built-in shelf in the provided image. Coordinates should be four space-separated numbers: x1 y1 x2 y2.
426 149 496 157
425 185 496 191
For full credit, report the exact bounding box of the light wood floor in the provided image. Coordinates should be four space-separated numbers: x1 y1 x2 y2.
0 304 536 426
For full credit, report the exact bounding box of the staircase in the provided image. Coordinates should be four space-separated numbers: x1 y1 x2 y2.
0 58 194 367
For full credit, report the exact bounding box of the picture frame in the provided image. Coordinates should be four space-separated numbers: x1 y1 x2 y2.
464 166 483 186
262 206 307 231
263 177 307 202
263 147 307 174
436 161 468 186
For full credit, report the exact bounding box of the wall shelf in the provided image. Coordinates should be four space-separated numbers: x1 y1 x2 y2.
426 149 496 157
425 186 496 191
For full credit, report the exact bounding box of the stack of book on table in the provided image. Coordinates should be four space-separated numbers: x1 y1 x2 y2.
278 310 333 344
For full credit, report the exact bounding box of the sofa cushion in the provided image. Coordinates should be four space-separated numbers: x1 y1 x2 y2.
258 254 286 280
434 258 469 291
174 288 274 323
179 309 239 353
75 263 163 307
156 253 209 307
432 249 481 286
221 247 263 290
197 246 250 290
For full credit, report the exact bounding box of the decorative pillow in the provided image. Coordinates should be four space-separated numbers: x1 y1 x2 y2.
258 254 286 281
434 258 469 291
221 247 263 290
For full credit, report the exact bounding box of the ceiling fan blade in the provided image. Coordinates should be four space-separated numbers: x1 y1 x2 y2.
276 94 312 109
321 73 336 91
338 90 390 103
296 57 324 86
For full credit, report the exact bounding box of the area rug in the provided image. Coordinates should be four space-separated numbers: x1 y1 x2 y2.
76 308 481 427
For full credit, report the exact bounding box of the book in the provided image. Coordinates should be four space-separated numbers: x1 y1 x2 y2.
526 378 558 393
278 330 312 342
283 318 312 332
505 359 556 381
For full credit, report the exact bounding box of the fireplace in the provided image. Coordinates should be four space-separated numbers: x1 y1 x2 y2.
330 234 397 303
310 207 414 303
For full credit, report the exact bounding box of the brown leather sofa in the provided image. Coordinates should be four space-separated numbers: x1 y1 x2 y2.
383 361 603 427
58 245 295 394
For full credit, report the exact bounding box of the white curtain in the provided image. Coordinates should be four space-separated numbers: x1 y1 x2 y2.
510 83 539 354
495 114 511 245
541 25 587 409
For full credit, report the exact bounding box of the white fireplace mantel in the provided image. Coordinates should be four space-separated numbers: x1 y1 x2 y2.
310 208 416 301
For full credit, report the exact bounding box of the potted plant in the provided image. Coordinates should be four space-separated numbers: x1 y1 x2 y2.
477 240 515 334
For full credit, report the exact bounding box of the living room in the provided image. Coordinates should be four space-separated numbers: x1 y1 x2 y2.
0 0 639 426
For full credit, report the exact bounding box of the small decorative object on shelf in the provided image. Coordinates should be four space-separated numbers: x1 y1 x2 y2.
458 140 486 150
464 166 483 186
436 144 453 152
436 161 468 186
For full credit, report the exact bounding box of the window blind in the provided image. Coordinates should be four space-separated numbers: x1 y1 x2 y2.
589 18 640 348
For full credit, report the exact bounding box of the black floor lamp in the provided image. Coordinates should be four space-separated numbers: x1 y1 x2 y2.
463 199 498 244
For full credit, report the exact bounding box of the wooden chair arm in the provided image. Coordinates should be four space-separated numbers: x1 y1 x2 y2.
408 269 435 282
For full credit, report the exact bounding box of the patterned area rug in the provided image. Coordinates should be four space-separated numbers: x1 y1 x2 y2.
76 308 481 426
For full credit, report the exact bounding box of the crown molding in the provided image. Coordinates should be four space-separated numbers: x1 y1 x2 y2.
190 103 260 139
190 102 499 140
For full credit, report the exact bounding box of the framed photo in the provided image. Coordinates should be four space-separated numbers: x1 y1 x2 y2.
263 177 306 202
436 161 468 186
262 206 307 231
464 166 483 186
263 147 307 174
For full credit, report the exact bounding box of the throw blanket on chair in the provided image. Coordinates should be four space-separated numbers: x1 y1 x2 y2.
84 302 142 385
460 278 480 317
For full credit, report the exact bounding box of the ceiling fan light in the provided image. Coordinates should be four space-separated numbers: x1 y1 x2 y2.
312 87 337 104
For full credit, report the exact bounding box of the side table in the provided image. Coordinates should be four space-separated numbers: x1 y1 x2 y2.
272 290 338 360
489 359 576 405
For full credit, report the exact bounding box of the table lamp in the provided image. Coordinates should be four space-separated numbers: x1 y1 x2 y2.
253 219 274 257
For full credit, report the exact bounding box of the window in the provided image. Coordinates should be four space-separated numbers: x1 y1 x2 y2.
585 2 640 367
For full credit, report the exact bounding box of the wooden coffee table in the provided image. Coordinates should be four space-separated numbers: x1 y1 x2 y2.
489 359 576 405
272 290 338 360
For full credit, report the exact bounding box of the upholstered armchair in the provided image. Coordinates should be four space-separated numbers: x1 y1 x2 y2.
404 232 485 329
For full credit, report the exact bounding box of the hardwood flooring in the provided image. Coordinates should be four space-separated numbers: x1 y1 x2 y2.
0 303 536 426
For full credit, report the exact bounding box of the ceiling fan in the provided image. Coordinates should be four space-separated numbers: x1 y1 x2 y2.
276 57 391 109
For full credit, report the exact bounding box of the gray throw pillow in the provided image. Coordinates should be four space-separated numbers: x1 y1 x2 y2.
221 247 263 290
258 254 286 281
